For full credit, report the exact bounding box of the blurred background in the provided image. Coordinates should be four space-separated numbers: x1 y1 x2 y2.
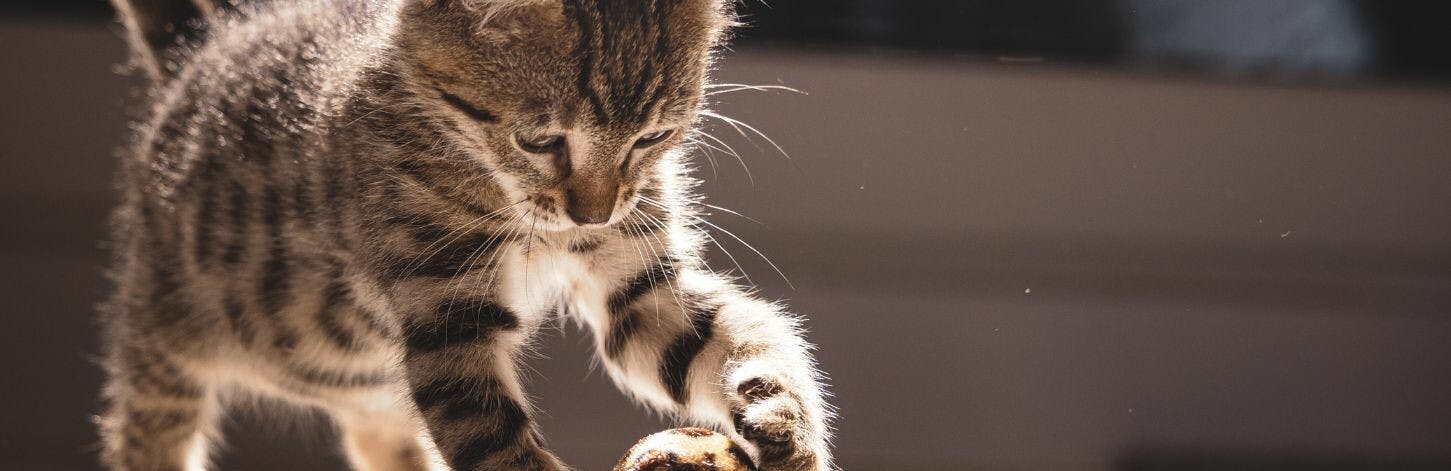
3 1 1450 469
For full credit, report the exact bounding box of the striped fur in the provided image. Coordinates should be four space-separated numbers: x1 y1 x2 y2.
100 1 832 470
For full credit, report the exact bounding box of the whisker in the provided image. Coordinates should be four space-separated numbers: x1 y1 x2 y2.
457 207 529 315
682 137 721 179
699 110 793 163
694 129 753 184
639 191 793 291
618 214 651 269
343 101 413 127
636 196 755 288
523 212 538 303
626 211 686 318
634 212 691 313
473 210 531 298
703 83 806 96
397 200 523 281
618 212 662 317
688 213 793 290
700 202 763 226
440 209 527 316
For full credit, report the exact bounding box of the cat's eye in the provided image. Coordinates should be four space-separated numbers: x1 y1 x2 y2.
632 129 675 149
516 134 565 154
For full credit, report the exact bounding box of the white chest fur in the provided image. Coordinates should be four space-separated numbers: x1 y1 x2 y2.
497 241 611 331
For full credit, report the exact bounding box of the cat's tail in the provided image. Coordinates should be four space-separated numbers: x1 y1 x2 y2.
111 0 223 81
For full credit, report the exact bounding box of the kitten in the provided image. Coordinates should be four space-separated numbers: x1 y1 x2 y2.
100 0 833 469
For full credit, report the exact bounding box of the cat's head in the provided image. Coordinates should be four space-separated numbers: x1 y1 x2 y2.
390 0 734 231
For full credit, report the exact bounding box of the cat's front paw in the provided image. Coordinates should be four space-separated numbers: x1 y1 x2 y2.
730 377 826 471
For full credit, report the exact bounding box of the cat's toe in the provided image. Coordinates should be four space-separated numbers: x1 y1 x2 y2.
732 397 826 471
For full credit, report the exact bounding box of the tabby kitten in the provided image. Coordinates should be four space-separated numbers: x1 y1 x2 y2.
100 0 832 469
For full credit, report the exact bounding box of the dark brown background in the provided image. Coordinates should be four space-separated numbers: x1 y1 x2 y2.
3 6 1450 471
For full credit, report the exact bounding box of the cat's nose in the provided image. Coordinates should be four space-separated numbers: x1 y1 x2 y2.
565 188 614 226
567 205 611 225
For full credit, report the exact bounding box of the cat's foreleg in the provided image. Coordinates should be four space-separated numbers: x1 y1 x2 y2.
395 296 566 471
331 397 436 471
99 343 220 471
597 267 832 470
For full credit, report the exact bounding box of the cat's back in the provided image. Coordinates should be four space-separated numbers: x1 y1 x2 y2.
172 0 397 102
125 0 396 201
106 1 401 337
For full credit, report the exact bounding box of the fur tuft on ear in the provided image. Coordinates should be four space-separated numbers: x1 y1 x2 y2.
696 0 741 47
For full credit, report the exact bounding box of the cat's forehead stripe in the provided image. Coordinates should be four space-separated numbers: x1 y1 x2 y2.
564 0 679 126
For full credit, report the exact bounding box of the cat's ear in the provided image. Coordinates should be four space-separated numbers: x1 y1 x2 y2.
695 0 741 46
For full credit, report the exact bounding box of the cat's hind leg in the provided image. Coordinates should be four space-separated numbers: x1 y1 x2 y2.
329 390 438 471
99 343 220 471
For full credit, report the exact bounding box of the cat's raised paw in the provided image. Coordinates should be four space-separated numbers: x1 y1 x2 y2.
732 394 823 471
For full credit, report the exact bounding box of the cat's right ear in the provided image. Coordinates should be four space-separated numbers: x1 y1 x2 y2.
698 0 741 47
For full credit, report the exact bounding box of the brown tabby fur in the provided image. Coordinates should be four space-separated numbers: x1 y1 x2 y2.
100 0 832 469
